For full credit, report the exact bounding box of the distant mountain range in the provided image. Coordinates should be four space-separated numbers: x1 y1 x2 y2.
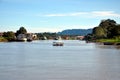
58 29 93 36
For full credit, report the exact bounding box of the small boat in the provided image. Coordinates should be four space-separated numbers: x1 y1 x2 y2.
53 36 64 46
53 41 64 46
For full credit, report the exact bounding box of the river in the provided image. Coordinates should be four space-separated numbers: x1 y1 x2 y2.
0 40 120 80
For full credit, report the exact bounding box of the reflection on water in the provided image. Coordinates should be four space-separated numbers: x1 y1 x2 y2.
0 40 120 80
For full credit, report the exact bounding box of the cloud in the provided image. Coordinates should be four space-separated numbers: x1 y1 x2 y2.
44 12 87 17
43 11 120 18
91 11 120 17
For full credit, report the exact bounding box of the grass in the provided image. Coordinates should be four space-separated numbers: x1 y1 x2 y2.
96 38 120 43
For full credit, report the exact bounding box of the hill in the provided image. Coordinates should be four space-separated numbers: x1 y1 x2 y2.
58 29 92 36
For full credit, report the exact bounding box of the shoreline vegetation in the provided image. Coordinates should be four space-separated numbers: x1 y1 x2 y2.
86 38 120 45
0 19 120 46
85 19 120 45
96 38 120 45
0 37 8 42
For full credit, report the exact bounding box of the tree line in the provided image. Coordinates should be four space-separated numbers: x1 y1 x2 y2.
1 27 27 41
1 19 120 42
85 19 120 41
1 27 58 41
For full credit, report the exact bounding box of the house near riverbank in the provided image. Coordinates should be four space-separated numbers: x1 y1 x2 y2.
17 33 37 41
17 34 27 41
76 36 84 40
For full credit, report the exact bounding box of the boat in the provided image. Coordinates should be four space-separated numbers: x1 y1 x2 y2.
53 41 64 46
53 36 64 46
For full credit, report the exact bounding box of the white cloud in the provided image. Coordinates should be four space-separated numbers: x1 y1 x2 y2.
44 12 87 17
91 11 120 17
43 11 120 18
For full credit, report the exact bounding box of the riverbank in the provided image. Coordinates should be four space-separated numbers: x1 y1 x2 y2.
0 37 8 42
95 39 120 45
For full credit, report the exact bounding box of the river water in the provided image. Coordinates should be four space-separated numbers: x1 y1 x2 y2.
0 40 120 80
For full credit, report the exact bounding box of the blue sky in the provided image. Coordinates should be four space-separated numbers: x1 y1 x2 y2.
0 0 120 32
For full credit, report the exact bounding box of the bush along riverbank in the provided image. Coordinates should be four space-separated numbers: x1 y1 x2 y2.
96 38 120 45
0 37 8 42
84 19 120 46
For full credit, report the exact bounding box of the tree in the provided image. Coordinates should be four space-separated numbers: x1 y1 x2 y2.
99 19 116 28
84 34 94 41
3 31 16 41
16 27 27 36
86 19 120 41
111 25 120 36
99 19 117 38
93 27 106 38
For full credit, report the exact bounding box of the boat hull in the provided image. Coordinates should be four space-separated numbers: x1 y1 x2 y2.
53 42 64 46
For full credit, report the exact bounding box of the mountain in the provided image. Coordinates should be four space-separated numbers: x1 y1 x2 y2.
58 29 93 36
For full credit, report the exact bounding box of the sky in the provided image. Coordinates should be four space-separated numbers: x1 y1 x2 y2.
0 0 120 33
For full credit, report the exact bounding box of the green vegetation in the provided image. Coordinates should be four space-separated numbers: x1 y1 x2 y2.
0 27 27 42
1 19 120 42
3 31 16 41
0 37 8 42
93 19 118 38
16 27 27 36
96 38 120 43
85 19 120 44
36 32 57 40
